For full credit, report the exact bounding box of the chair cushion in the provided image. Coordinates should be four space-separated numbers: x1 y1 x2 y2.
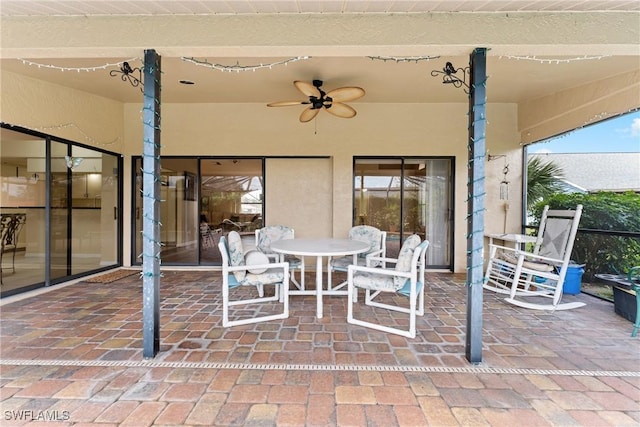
257 225 294 254
244 250 270 274
331 256 364 272
349 225 382 258
241 270 286 286
352 271 396 292
497 250 554 272
394 234 421 289
398 280 424 298
227 231 246 281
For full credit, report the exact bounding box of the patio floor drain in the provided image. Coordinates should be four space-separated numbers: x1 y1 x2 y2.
1 359 638 377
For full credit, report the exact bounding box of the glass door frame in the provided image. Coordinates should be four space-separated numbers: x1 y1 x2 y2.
0 123 124 297
353 156 455 270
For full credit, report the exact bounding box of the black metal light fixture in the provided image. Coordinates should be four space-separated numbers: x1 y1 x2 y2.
431 61 470 93
110 61 143 92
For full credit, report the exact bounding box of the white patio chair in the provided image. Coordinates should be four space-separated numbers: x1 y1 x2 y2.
327 225 386 291
255 225 305 290
347 234 429 338
218 231 289 327
483 204 585 311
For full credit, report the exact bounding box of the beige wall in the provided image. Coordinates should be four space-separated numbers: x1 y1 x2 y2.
0 70 124 150
122 101 522 271
2 70 524 271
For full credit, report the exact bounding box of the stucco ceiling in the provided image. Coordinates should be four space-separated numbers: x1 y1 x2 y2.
1 1 639 107
2 0 639 15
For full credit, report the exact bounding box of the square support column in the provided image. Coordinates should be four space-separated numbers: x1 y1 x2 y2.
466 48 487 364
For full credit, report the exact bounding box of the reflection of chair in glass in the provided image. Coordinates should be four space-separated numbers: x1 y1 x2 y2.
484 205 584 311
218 231 289 327
327 225 386 291
255 225 305 290
1 214 27 285
347 235 429 338
200 218 220 250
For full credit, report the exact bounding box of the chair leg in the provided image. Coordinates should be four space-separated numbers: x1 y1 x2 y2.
632 287 640 337
11 247 17 273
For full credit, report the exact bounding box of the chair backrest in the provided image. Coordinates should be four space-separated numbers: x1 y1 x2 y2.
0 215 13 248
219 231 248 281
348 225 386 258
255 225 294 255
393 234 422 288
537 205 583 263
1 214 26 248
218 235 230 266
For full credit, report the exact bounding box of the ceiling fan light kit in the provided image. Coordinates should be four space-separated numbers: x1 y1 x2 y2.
267 79 365 123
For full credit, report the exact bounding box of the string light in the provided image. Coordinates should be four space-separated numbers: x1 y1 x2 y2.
181 56 311 72
498 55 610 64
367 55 440 63
18 58 139 72
0 122 121 146
524 107 640 145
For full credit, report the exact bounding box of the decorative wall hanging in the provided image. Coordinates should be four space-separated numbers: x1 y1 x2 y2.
431 62 470 93
110 61 143 92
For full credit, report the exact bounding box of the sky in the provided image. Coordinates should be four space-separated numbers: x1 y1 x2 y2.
529 111 640 154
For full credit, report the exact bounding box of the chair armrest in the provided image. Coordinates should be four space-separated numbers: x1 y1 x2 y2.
487 233 536 244
494 245 563 266
366 255 398 266
226 262 289 273
348 264 411 279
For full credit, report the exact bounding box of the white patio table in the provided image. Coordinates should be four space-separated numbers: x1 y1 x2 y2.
270 238 369 318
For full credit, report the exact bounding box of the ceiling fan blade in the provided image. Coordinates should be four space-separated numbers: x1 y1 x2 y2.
294 81 321 98
326 86 365 102
325 102 357 119
299 107 320 123
267 100 308 107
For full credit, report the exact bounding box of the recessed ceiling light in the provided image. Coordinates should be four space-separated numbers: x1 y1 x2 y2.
179 80 195 85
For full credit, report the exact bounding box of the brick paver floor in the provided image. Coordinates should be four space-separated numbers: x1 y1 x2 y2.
1 270 638 426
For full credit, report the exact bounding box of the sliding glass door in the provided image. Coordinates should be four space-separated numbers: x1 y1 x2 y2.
132 157 264 266
1 125 122 297
354 157 454 269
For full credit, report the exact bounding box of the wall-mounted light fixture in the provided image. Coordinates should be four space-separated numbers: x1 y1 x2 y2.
110 61 143 92
65 155 83 171
431 62 470 93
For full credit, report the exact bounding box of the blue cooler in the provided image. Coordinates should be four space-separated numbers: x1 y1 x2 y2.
563 263 585 295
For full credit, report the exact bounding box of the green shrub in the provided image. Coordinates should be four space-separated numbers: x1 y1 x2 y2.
531 192 640 279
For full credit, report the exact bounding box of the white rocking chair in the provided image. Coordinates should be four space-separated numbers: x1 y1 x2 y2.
484 204 584 311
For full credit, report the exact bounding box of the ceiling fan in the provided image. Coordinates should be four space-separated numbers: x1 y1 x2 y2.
267 80 365 123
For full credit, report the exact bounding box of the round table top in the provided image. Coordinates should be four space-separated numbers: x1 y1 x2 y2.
270 238 369 257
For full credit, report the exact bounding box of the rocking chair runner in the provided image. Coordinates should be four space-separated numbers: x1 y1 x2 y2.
483 204 584 311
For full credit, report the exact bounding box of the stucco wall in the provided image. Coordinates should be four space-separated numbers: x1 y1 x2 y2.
1 70 124 150
2 70 523 272
123 101 522 272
